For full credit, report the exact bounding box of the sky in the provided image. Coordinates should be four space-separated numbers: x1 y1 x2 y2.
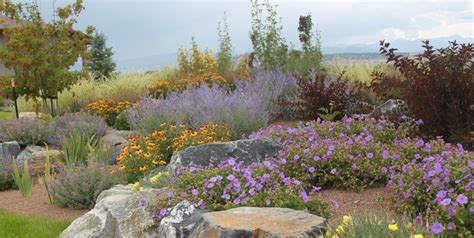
12 0 474 63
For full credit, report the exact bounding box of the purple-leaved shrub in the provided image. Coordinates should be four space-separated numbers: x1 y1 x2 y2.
50 112 109 147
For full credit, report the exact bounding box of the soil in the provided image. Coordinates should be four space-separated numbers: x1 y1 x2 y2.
0 183 88 221
314 186 396 225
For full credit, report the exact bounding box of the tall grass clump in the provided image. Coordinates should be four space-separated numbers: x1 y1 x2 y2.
17 68 177 113
128 70 296 138
12 160 33 197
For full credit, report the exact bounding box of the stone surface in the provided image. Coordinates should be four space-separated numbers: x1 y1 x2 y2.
30 150 63 176
157 200 207 238
18 112 46 120
168 138 281 174
0 141 21 159
99 130 139 164
15 145 45 167
60 184 163 238
190 207 327 238
371 99 409 118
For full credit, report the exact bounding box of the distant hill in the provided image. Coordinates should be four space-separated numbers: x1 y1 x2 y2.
323 35 473 54
115 35 473 72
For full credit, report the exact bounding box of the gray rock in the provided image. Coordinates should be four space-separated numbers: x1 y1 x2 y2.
190 207 327 238
158 200 207 238
0 141 21 159
15 145 45 167
371 99 409 118
168 138 281 174
99 130 139 164
18 112 45 120
60 184 162 238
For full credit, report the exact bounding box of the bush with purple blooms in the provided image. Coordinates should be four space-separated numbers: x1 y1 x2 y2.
50 112 109 147
151 157 329 220
249 115 472 235
48 160 125 209
0 155 16 191
0 118 54 146
249 115 418 191
391 141 473 236
127 70 296 138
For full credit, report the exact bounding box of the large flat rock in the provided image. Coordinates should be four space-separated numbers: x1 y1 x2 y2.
190 207 327 238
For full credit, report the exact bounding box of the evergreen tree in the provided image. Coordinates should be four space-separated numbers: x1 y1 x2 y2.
88 32 116 79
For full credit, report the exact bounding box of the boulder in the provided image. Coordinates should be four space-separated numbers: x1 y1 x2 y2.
30 150 63 176
18 112 46 120
371 99 409 118
60 184 164 238
99 130 139 164
168 138 281 174
0 141 21 159
157 200 207 237
15 145 45 166
190 207 327 238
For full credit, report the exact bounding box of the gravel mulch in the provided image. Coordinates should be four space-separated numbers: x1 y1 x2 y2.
0 183 87 221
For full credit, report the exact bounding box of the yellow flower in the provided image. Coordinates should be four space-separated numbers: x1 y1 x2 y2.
335 225 345 234
150 175 159 185
407 222 414 231
131 182 141 192
139 165 147 172
342 215 351 224
412 234 423 238
388 223 398 231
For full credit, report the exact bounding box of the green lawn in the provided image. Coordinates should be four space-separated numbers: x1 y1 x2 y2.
0 111 14 119
0 209 71 238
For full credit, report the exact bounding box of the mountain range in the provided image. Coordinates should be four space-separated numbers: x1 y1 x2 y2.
115 35 473 72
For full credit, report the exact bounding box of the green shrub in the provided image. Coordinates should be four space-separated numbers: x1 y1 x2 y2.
113 110 130 130
62 132 96 168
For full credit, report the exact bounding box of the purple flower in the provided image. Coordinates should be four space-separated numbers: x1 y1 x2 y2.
293 180 301 185
456 194 468 205
293 155 300 161
227 174 237 181
367 152 374 159
158 208 169 219
330 199 339 209
431 223 444 235
447 222 455 230
330 168 337 175
233 198 241 205
440 198 451 206
138 198 146 207
206 183 215 188
311 186 321 192
300 188 309 202
308 167 315 173
381 167 388 174
436 190 447 199
313 155 320 161
191 189 199 197
221 193 231 200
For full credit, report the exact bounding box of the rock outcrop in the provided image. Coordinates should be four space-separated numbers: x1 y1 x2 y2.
158 200 207 237
60 184 162 238
168 138 281 174
99 130 139 164
190 207 327 238
0 141 21 159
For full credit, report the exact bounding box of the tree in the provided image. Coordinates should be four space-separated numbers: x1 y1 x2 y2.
0 0 93 101
88 32 116 79
216 12 232 75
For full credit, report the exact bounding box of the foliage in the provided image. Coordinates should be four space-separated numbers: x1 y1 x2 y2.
216 12 233 76
113 110 130 130
12 160 33 197
390 141 473 236
324 214 426 238
373 40 474 145
141 171 171 189
250 116 418 191
117 125 175 183
0 0 93 99
172 122 231 152
17 70 163 113
129 70 296 137
0 118 54 146
39 145 54 204
88 31 116 80
0 209 71 238
318 101 341 122
250 0 288 70
62 131 96 168
292 73 354 121
151 157 329 221
118 122 231 183
51 112 108 147
48 160 125 209
85 98 131 126
0 155 15 191
287 14 322 78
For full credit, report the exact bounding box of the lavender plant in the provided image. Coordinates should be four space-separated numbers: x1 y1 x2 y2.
0 118 54 146
128 71 296 138
0 155 15 191
50 112 109 147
